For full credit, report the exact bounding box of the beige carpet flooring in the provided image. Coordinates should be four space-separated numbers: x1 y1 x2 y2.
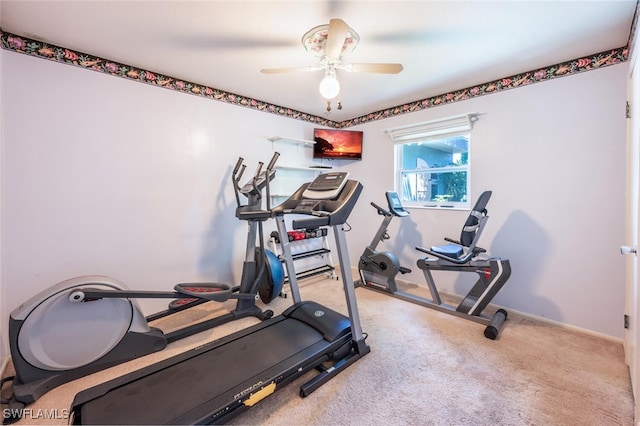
1 273 635 425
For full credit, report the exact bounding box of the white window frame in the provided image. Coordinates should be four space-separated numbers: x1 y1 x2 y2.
387 113 479 210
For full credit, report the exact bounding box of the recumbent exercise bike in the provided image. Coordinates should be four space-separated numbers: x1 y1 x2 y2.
357 190 511 339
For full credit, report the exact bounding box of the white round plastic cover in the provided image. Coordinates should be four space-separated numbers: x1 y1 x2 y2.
18 284 133 370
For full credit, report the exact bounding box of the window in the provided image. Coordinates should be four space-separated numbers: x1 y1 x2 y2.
387 114 479 209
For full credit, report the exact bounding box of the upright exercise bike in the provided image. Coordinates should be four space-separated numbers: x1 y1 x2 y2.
5 153 285 413
358 191 511 339
356 191 413 292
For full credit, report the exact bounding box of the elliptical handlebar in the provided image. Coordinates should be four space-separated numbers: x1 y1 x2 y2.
251 161 265 200
232 157 247 208
231 152 280 210
266 151 280 172
265 151 280 211
232 156 244 178
67 283 258 305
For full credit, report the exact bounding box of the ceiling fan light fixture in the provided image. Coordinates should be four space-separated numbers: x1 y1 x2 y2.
319 73 340 99
261 18 403 111
302 24 360 57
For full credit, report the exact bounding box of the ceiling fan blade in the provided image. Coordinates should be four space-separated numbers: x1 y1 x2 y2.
342 63 404 74
325 18 350 59
260 66 323 74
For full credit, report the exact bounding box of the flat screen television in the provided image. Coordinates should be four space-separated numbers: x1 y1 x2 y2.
313 128 363 160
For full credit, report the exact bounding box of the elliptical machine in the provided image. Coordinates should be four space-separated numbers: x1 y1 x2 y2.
5 153 284 413
356 191 413 292
358 191 511 340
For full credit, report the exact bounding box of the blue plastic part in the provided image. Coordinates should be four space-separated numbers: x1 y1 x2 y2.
431 244 463 259
264 249 284 302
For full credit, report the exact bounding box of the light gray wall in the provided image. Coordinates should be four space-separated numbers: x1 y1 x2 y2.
344 63 629 338
0 49 629 364
0 51 314 322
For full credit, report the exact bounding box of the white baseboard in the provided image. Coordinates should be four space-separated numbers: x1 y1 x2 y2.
505 307 624 344
365 271 625 345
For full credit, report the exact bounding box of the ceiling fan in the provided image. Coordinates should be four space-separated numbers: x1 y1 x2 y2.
260 18 403 109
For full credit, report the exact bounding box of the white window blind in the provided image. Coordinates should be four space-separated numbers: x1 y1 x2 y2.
386 113 480 144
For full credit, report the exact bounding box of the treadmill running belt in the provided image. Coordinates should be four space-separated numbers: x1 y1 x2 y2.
77 317 326 425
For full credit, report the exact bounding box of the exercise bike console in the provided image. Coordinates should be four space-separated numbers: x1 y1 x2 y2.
386 191 409 217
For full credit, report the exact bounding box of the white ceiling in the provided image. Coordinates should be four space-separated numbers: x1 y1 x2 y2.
1 0 636 122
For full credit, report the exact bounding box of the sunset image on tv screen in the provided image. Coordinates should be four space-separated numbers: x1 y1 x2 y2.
313 129 363 159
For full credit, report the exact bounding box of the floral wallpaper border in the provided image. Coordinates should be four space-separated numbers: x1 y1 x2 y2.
0 28 631 129
342 47 628 128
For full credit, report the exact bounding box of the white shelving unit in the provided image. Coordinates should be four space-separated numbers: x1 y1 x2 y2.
270 228 338 283
267 136 329 204
267 136 337 283
269 166 324 204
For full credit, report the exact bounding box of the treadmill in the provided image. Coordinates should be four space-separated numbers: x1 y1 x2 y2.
69 171 369 425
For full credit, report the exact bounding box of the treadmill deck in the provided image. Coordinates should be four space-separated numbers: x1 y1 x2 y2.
71 302 353 424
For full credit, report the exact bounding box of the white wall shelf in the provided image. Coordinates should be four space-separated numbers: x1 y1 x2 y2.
268 137 327 204
270 166 325 205
268 136 315 148
276 165 328 171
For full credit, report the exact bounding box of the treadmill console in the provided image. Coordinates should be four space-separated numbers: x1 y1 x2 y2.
272 171 362 228
302 172 349 200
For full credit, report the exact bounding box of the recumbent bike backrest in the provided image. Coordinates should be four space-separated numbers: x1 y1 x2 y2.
459 190 492 247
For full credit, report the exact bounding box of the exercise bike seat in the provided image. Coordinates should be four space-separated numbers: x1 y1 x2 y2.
430 243 464 259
